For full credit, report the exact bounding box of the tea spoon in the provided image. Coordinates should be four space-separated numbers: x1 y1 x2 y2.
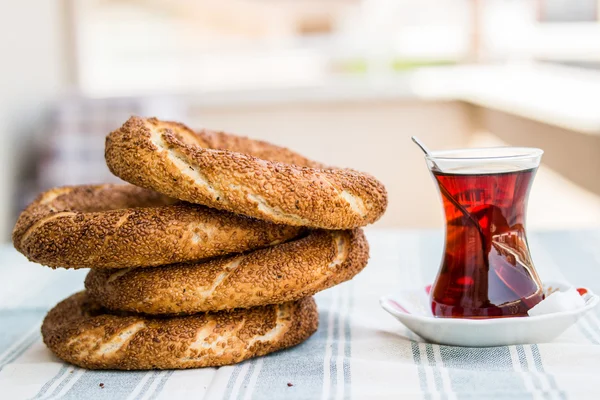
411 136 441 171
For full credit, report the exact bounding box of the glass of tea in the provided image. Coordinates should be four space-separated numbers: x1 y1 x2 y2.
425 147 545 318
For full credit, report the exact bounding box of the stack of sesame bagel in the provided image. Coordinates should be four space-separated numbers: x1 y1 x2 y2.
13 116 387 370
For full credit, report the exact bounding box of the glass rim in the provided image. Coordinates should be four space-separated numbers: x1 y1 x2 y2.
425 146 544 161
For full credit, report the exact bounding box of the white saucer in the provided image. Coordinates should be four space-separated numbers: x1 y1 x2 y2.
380 281 599 347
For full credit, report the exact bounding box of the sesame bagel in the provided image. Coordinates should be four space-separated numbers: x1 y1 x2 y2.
42 292 318 370
105 117 388 229
13 184 302 269
85 229 368 314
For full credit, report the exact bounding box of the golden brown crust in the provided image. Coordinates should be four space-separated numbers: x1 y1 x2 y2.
42 292 318 370
13 184 302 269
85 229 368 314
105 117 388 229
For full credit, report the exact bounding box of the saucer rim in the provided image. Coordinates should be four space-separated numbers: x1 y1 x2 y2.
380 281 599 326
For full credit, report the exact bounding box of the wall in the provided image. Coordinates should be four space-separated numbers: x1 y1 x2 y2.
475 107 600 196
0 0 71 241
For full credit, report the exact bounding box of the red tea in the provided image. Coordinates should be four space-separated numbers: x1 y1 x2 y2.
430 166 544 318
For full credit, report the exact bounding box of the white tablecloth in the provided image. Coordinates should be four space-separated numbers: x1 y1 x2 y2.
1 229 600 399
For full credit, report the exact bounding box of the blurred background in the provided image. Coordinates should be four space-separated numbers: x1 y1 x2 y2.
1 0 600 242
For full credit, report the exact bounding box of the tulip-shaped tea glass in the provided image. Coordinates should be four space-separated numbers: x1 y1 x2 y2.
425 147 544 318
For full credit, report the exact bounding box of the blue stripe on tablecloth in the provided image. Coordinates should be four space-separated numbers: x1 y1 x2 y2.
31 365 71 399
133 372 161 400
439 346 531 398
236 358 258 400
413 232 439 400
410 233 433 399
516 345 547 398
0 332 40 370
515 346 527 369
425 344 444 397
33 366 82 399
328 288 340 399
224 363 245 399
531 345 566 400
329 281 352 400
410 341 431 400
343 282 353 400
35 370 93 400
58 370 152 400
574 315 600 343
245 296 331 400
515 345 547 397
148 371 174 400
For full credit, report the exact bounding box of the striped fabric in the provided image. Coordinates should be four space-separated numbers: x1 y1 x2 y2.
1 229 599 400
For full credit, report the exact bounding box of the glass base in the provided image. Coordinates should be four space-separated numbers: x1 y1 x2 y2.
431 292 544 319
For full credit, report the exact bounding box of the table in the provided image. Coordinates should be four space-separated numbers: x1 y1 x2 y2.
1 229 599 399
